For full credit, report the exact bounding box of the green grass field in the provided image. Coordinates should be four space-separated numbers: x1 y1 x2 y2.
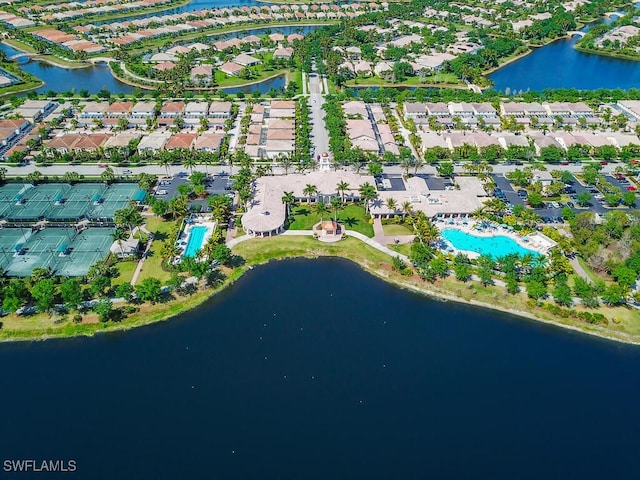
288 203 374 237
383 224 413 236
136 216 178 283
114 260 138 286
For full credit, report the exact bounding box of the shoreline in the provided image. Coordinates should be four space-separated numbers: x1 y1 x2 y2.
0 237 638 346
110 61 289 91
573 44 640 61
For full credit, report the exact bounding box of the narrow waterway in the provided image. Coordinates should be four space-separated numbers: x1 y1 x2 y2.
0 43 134 94
1 24 320 94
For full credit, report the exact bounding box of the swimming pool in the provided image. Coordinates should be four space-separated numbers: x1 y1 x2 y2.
440 228 540 259
183 226 208 258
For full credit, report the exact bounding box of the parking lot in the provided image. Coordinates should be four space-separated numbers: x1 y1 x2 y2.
154 173 233 211
491 172 634 224
491 174 525 207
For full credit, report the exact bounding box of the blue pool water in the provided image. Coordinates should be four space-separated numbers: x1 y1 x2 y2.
441 228 539 259
184 226 208 257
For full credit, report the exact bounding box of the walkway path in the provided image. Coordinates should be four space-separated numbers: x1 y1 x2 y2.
569 256 593 283
372 218 386 244
130 225 155 286
390 107 420 160
226 229 409 263
224 232 603 304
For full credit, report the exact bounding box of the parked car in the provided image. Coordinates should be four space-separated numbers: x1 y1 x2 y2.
567 202 575 208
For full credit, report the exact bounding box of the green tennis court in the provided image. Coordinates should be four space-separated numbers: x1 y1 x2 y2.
0 182 144 223
0 227 115 277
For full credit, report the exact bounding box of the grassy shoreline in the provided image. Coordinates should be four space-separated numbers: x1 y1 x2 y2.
574 44 640 61
1 236 638 346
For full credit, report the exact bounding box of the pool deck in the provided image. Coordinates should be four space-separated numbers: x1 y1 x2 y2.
435 219 552 259
177 218 217 259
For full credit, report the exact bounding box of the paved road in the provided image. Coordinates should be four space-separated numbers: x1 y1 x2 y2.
308 67 329 158
2 160 625 178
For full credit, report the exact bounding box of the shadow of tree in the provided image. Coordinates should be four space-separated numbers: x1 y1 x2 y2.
227 255 245 268
206 269 226 287
296 207 311 216
339 216 359 227
153 231 168 242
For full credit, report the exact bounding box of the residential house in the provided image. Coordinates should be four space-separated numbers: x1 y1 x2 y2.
137 131 171 153
190 64 213 85
273 47 293 60
185 102 209 126
269 100 295 119
14 100 58 122
165 133 197 150
233 53 261 66
159 101 185 126
219 61 243 76
194 133 224 152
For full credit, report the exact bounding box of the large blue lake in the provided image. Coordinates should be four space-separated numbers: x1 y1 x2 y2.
1 258 639 479
488 37 640 92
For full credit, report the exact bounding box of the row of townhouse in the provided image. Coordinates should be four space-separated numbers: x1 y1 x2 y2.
0 118 33 157
404 101 600 128
244 101 296 159
417 129 640 155
34 0 171 22
31 28 105 54
404 101 596 120
0 11 35 28
77 101 233 128
82 3 382 47
342 101 398 156
43 129 226 155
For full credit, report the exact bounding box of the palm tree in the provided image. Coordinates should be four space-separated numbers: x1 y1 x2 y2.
111 228 129 257
182 152 198 173
315 202 330 223
330 196 342 223
401 201 413 217
336 180 349 202
358 182 377 214
160 241 180 264
281 191 296 218
385 197 397 214
279 154 294 175
400 156 414 176
114 206 143 238
303 184 317 204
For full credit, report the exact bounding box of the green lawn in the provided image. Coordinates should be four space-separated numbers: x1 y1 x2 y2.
346 72 461 87
232 235 391 266
390 243 412 257
383 223 413 236
136 216 178 284
114 260 138 286
288 203 374 237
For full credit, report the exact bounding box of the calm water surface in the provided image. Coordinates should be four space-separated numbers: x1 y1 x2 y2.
0 44 134 94
0 22 315 95
490 15 640 91
1 258 639 480
489 38 640 92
